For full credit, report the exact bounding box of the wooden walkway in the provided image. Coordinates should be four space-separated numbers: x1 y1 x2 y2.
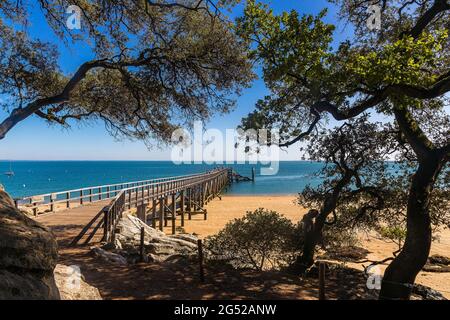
35 201 110 247
26 169 231 247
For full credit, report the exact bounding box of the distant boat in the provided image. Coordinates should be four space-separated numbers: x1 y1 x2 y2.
4 162 14 176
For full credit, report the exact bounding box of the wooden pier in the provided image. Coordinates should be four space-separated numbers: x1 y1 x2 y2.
101 168 230 243
21 168 232 246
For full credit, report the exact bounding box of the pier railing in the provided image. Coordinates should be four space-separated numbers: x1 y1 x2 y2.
14 171 208 216
102 168 230 242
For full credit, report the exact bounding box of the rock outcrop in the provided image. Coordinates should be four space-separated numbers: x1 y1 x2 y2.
54 264 102 300
91 247 128 265
423 254 450 273
412 284 447 300
0 190 60 299
93 214 198 264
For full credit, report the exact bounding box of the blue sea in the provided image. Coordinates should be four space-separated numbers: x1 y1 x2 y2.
0 161 325 198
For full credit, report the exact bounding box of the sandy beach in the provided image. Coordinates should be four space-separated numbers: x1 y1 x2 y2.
170 195 450 298
178 194 306 237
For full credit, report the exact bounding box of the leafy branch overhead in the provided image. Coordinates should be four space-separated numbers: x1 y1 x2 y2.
0 0 255 143
238 0 450 154
237 0 449 300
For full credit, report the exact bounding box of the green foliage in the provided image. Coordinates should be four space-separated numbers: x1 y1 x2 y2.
348 31 448 89
204 208 297 270
236 1 449 292
379 226 407 250
237 0 450 150
322 225 360 250
237 0 335 94
0 1 254 142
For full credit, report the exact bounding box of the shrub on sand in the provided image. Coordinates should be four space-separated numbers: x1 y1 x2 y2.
205 208 297 271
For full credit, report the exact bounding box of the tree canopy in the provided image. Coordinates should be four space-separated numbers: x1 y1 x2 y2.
237 0 450 300
238 0 449 153
0 0 254 143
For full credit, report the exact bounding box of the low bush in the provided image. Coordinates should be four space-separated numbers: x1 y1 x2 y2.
204 208 297 270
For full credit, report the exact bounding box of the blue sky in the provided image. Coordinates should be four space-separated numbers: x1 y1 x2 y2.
0 0 354 160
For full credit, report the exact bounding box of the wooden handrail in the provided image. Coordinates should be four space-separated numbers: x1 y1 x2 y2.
15 170 213 212
102 168 231 242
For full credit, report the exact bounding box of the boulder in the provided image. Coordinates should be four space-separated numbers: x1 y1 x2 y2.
0 190 60 300
169 233 198 244
423 254 450 273
54 264 102 300
422 264 450 273
412 284 447 300
112 214 198 263
91 247 127 266
147 242 177 255
429 255 450 265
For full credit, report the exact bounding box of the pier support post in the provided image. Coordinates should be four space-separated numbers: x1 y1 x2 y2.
49 194 55 212
171 193 176 234
128 191 132 210
66 192 70 208
103 207 110 242
137 204 146 224
180 190 185 227
164 197 168 227
201 183 205 207
135 187 139 207
159 198 164 231
152 199 157 229
197 239 205 283
140 227 145 262
187 188 192 220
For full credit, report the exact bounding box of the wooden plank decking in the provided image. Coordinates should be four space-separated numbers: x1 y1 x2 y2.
35 201 109 247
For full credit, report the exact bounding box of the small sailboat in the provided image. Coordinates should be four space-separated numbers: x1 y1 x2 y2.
4 161 14 176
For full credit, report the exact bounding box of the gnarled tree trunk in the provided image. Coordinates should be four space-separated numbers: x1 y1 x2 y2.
295 211 327 272
295 174 352 273
379 156 444 300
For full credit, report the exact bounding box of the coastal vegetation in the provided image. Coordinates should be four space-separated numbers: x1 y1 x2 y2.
238 0 450 299
0 0 253 142
205 208 298 270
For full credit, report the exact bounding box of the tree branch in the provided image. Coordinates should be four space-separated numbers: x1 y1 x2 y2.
312 90 389 121
393 106 434 161
393 70 450 99
0 54 160 139
278 109 320 147
402 0 450 39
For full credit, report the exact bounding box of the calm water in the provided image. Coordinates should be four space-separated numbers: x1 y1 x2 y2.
0 161 324 198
